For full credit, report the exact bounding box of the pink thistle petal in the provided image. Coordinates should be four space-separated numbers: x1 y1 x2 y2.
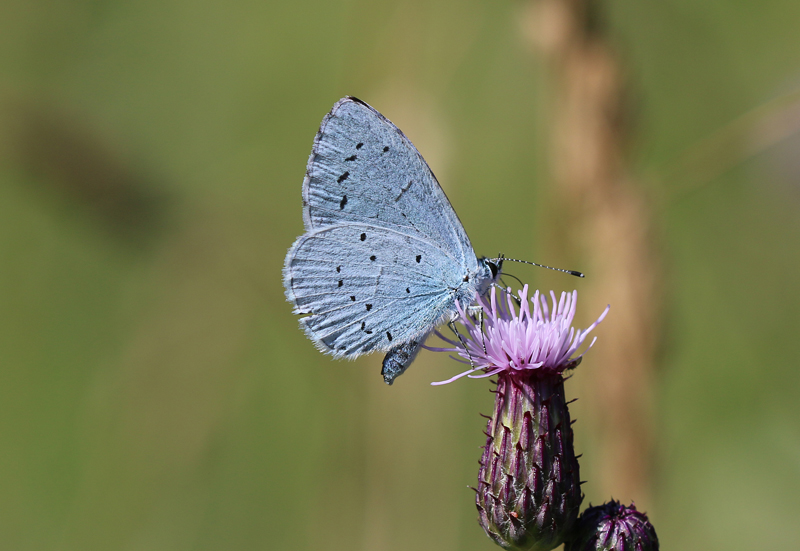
430 285 609 385
467 366 505 379
422 346 459 353
431 330 461 347
431 367 483 385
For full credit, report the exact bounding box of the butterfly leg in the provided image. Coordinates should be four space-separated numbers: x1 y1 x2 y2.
447 319 477 371
478 308 487 355
382 339 423 385
464 305 487 355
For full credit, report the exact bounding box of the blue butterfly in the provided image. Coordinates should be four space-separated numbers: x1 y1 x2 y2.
283 97 502 384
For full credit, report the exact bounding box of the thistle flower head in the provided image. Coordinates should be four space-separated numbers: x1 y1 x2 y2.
565 501 659 551
433 286 610 551
428 285 609 385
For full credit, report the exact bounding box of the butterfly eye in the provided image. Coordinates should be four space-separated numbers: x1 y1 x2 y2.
488 260 500 279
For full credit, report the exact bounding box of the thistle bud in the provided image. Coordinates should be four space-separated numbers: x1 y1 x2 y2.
427 286 609 550
565 501 659 551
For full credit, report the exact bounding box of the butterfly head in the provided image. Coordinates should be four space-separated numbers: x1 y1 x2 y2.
487 254 504 280
475 255 503 297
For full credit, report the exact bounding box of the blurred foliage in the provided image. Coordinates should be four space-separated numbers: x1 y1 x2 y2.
0 1 799 550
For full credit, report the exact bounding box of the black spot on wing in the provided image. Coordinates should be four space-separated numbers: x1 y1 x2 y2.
366 304 373 311
350 295 356 301
382 146 389 153
338 280 343 287
361 321 366 331
386 331 393 342
339 195 348 209
360 233 366 241
345 155 357 161
337 171 350 183
406 288 410 293
336 266 341 273
416 255 422 263
370 255 376 261
356 142 364 149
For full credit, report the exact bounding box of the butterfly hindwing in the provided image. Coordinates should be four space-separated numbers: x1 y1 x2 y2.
285 223 466 357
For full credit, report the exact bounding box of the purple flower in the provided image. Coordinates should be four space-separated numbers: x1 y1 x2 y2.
427 285 609 385
429 286 609 551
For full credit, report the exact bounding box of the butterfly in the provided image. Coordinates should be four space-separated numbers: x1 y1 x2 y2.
283 97 502 384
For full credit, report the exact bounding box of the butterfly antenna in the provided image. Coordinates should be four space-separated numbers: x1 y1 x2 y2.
498 257 584 278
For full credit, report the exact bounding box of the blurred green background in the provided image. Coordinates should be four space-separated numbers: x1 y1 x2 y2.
1 1 799 550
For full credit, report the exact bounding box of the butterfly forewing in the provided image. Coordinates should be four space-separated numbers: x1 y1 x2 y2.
302 98 475 268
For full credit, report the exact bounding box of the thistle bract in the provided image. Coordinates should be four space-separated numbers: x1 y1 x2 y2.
565 501 659 551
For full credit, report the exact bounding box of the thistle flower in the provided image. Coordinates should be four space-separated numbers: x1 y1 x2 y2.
564 501 659 551
428 286 608 551
429 286 608 385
